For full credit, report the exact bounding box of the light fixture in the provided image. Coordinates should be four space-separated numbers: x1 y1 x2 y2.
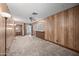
29 16 34 22
32 12 38 15
0 12 11 18
29 11 38 23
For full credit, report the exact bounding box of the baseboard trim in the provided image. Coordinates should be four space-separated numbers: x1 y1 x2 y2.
42 39 79 54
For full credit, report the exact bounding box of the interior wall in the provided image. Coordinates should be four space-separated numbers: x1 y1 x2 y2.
0 3 15 55
0 3 9 13
0 16 5 56
6 17 15 52
22 23 26 36
32 20 46 39
15 22 26 36
33 5 79 52
45 5 79 52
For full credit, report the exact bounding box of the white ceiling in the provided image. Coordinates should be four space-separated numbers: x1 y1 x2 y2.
7 3 79 23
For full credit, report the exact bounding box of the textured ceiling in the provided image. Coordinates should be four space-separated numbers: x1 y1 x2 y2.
7 3 79 23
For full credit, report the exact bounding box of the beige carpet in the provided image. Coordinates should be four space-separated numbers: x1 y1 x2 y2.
7 35 79 56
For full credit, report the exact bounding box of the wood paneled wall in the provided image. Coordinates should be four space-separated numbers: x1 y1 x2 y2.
22 23 26 36
6 18 15 52
45 5 79 52
74 6 79 51
0 16 5 56
0 3 15 55
0 17 15 55
0 3 9 13
33 5 79 52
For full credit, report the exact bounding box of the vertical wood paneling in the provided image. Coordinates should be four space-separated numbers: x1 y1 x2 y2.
0 16 5 55
65 8 74 49
0 3 9 12
46 5 79 51
6 18 15 52
0 17 15 55
22 23 26 36
74 6 79 51
64 10 69 47
33 5 79 52
0 3 13 55
45 16 55 42
54 15 58 43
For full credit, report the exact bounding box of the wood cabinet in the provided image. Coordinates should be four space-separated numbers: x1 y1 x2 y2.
36 31 45 39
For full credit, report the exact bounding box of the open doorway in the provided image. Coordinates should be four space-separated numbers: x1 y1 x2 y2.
26 24 32 35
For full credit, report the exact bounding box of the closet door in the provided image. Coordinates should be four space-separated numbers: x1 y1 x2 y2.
0 16 5 56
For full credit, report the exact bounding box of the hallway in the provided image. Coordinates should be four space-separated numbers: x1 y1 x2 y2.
7 35 79 56
0 3 79 56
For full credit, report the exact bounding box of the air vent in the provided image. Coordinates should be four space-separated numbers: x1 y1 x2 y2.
32 12 38 15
